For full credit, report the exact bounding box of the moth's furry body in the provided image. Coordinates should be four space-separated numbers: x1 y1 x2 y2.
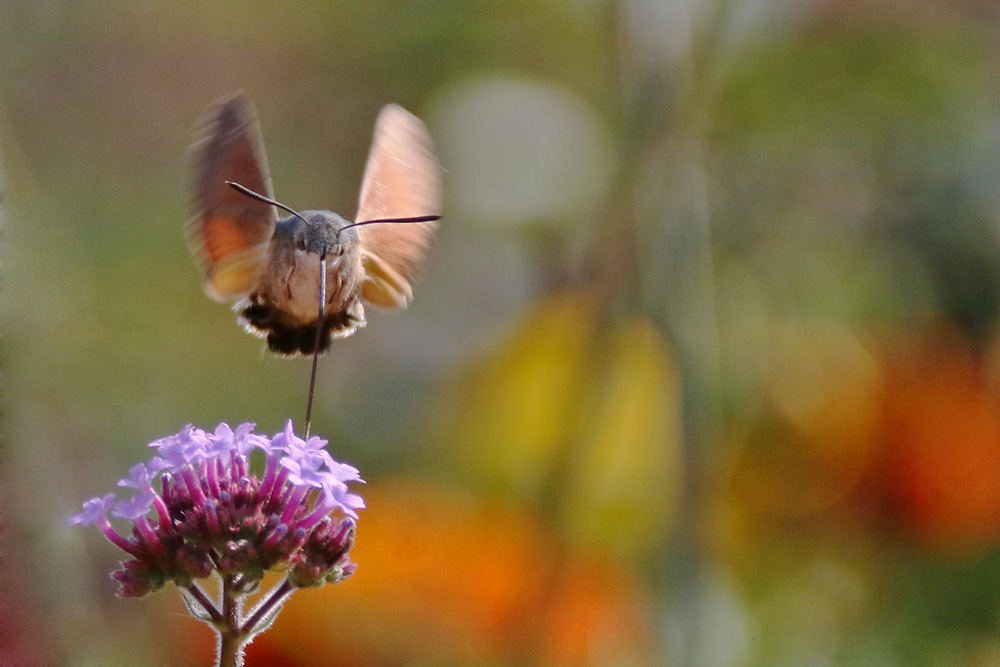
237 212 365 355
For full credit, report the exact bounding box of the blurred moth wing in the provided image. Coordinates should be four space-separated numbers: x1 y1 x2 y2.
187 91 278 302
355 104 442 309
360 251 414 308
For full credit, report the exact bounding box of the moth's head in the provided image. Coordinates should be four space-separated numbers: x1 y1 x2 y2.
289 210 357 254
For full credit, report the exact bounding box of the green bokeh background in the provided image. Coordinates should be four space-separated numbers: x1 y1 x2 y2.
5 1 1000 665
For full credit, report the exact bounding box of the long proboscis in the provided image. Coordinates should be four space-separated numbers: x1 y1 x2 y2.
226 180 440 438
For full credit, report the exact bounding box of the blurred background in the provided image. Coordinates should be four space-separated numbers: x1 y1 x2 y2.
4 0 1000 664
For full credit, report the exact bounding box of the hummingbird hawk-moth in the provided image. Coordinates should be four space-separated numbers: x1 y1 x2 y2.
186 92 441 356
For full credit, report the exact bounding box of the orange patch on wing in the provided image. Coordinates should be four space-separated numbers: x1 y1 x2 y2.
202 217 251 264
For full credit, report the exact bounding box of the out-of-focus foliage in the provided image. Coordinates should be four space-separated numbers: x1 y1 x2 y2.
240 478 657 666
5 0 1000 665
447 290 681 562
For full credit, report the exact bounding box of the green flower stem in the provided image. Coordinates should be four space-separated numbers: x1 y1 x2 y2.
218 575 247 667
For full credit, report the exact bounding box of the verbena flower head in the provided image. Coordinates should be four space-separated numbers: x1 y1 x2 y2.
70 420 363 598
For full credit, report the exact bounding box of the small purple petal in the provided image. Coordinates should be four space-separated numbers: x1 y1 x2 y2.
303 434 329 453
280 456 329 488
230 422 264 457
272 420 303 454
118 463 156 492
112 490 156 521
69 494 116 527
150 424 210 471
326 460 364 485
330 487 365 520
147 457 171 476
242 432 276 457
203 423 236 459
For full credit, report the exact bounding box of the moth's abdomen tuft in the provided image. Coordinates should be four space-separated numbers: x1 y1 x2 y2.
237 300 365 356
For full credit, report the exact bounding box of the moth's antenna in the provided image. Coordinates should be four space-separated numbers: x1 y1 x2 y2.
340 214 441 233
229 181 440 235
227 181 313 227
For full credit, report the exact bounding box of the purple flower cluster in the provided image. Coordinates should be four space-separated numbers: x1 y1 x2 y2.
70 421 364 597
